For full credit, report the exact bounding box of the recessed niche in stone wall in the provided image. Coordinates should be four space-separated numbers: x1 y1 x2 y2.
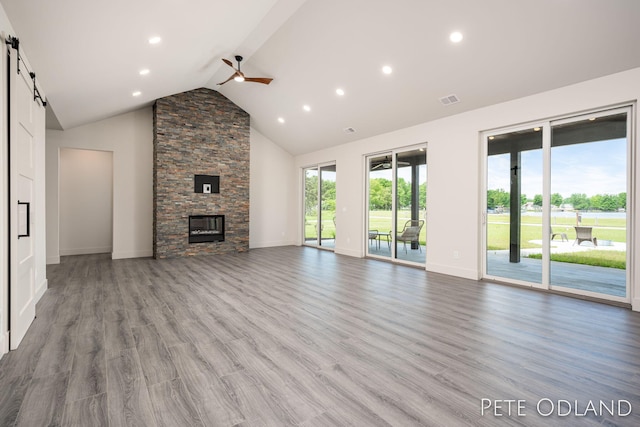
153 88 249 258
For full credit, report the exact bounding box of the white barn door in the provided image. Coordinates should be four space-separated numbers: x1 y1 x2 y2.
8 45 36 349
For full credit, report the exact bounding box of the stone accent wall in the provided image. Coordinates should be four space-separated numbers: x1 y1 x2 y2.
153 88 249 258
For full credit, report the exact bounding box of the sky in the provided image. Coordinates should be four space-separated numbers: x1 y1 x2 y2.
488 138 626 199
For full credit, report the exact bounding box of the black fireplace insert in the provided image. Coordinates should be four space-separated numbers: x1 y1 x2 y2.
189 215 225 243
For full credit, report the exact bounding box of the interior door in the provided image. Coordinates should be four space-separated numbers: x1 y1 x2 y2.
9 47 36 349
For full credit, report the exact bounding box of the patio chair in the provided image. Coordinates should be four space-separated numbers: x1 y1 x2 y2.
573 226 597 246
368 230 378 248
550 227 568 242
397 220 425 253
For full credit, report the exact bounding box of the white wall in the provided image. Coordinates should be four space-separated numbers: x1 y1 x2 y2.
46 107 153 263
59 148 113 255
294 67 640 311
249 126 297 248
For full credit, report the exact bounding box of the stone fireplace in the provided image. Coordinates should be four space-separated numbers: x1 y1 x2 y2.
153 88 249 258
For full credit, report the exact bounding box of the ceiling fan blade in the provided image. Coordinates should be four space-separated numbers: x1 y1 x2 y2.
243 77 273 85
222 58 235 68
217 73 237 86
371 163 383 170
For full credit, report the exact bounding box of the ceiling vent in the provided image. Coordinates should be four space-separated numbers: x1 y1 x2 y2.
343 127 356 134
439 94 460 105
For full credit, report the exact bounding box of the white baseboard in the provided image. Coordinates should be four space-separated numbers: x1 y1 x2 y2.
60 247 112 256
47 256 60 265
425 262 480 280
334 247 363 258
0 330 8 358
112 250 153 260
250 240 296 249
632 297 640 312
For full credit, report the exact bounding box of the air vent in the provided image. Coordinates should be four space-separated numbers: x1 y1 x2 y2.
439 94 460 105
343 127 356 134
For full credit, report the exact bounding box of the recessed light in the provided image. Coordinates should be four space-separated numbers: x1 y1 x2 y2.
489 136 495 140
139 69 150 76
336 88 345 96
382 65 393 75
132 91 142 97
589 117 596 121
303 105 311 112
148 36 161 45
278 117 285 124
450 31 463 43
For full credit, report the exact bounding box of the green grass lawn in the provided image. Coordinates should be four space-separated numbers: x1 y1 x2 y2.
306 210 427 245
528 250 626 269
488 213 627 268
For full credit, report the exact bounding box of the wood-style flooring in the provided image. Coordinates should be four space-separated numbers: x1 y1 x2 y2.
1 246 640 426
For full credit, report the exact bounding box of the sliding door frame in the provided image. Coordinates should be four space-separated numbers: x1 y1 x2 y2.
481 104 634 304
365 143 427 266
302 161 336 250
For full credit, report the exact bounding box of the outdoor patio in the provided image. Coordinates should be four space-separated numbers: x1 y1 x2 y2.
487 239 626 297
367 242 426 264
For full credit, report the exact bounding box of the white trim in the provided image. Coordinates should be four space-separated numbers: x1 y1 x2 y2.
59 247 113 256
35 279 47 301
334 247 362 258
426 262 480 281
47 256 60 265
111 250 153 260
250 240 297 249
0 330 8 357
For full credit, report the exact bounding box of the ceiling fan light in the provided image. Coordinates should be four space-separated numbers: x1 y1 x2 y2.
234 75 245 82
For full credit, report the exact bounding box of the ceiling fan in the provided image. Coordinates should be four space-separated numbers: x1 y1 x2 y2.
217 55 273 86
371 156 410 170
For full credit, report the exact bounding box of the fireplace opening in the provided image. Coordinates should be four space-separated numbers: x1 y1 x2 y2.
189 215 225 243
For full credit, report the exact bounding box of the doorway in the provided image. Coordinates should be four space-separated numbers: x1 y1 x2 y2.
483 107 631 302
59 148 114 256
303 163 336 249
366 146 427 265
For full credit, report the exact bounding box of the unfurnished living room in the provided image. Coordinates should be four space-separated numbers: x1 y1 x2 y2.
1 1 640 426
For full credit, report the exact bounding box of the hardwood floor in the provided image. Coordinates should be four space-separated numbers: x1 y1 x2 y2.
1 246 640 426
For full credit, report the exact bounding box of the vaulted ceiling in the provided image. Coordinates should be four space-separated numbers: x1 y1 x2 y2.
2 0 640 155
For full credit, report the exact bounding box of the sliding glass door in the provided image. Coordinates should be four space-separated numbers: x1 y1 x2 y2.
367 146 427 265
549 112 628 297
484 107 631 302
486 127 543 284
304 163 336 249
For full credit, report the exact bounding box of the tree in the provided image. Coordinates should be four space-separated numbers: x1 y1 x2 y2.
618 192 627 210
568 193 590 210
551 193 563 207
396 178 411 209
487 189 510 209
321 179 336 211
304 174 318 215
419 182 427 210
533 194 543 207
598 194 619 212
369 178 392 210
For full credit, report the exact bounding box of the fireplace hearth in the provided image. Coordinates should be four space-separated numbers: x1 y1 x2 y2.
189 215 224 243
